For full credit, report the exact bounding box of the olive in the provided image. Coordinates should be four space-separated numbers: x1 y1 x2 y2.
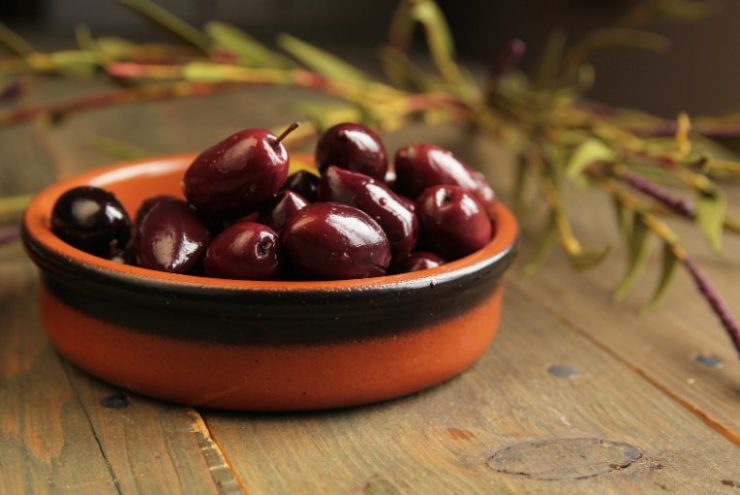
136 199 210 274
390 251 444 274
319 166 418 261
416 185 492 259
282 170 320 202
282 202 391 279
258 191 309 233
315 123 388 180
51 186 131 256
204 221 280 280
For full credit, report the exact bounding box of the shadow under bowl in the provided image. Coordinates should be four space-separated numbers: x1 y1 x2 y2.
22 154 518 411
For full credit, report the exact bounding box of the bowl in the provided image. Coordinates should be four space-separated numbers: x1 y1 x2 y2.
22 154 518 411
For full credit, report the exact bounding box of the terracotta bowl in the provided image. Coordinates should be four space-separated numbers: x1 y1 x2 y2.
22 154 518 411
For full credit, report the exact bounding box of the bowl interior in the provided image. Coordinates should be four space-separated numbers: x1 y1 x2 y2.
23 154 518 291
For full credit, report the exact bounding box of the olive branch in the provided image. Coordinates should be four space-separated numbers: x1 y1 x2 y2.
0 0 738 358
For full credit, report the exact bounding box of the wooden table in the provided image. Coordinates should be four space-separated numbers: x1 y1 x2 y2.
1 79 738 494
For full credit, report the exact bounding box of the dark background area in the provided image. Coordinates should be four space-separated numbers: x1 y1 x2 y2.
1 0 737 117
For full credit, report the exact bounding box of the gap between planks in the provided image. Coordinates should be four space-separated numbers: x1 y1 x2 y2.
509 282 740 447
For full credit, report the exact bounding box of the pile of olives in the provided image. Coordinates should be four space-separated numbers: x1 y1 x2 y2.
51 122 497 280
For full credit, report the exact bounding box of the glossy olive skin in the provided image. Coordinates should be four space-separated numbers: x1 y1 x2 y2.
319 166 418 261
136 199 211 274
416 185 492 259
183 128 289 218
282 202 391 280
391 251 444 274
51 186 131 256
204 222 280 280
282 170 319 202
258 191 308 233
315 123 388 180
394 144 496 208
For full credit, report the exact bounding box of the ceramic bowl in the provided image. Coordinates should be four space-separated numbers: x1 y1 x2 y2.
22 154 518 411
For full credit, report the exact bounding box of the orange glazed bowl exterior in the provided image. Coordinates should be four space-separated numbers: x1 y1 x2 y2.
22 154 518 411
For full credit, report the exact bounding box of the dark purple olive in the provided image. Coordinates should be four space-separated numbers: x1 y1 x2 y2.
282 170 320 202
204 222 280 280
416 185 492 259
134 195 180 228
258 191 308 233
394 143 496 208
282 202 391 279
136 199 211 274
390 251 444 274
183 123 299 218
51 186 131 256
319 166 418 261
315 123 388 180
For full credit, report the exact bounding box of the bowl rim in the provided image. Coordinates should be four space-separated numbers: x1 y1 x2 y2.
22 153 518 294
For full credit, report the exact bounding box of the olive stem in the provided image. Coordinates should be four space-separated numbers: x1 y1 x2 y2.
274 122 300 148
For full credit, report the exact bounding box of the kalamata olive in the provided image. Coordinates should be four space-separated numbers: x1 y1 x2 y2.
394 143 496 207
390 251 444 274
134 195 180 228
319 166 418 261
204 222 280 280
258 191 308 233
315 123 388 180
416 185 492 259
282 170 320 202
136 199 210 274
182 123 298 218
51 186 131 256
282 202 391 279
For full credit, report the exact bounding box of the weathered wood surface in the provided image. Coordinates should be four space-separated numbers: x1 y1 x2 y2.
1 80 739 494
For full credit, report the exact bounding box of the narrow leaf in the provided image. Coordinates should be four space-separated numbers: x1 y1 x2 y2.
612 196 634 240
535 30 566 87
408 0 460 83
641 243 680 312
388 0 414 51
118 0 211 52
95 37 136 60
695 188 726 250
378 46 433 91
568 245 612 271
0 22 35 57
523 216 559 276
205 22 294 69
277 34 367 83
50 50 99 76
612 215 651 302
566 138 615 179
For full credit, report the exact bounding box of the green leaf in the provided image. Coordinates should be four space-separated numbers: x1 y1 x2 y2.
408 0 460 83
568 245 612 271
612 215 651 302
277 34 367 84
118 0 211 52
95 37 136 60
535 30 566 88
695 188 726 250
50 50 99 76
523 216 559 276
388 0 414 51
0 22 35 57
641 243 680 313
205 22 294 69
612 196 634 240
569 28 669 65
566 138 615 180
377 46 433 91
652 0 716 22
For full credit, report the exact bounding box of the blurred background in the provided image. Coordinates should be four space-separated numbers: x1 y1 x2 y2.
0 0 737 117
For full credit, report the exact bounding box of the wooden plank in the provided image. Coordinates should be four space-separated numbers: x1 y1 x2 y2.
459 136 740 440
0 80 245 494
202 286 740 495
0 257 120 495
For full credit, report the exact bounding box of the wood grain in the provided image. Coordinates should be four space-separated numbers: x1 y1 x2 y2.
457 135 740 441
202 287 740 495
2 81 739 494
